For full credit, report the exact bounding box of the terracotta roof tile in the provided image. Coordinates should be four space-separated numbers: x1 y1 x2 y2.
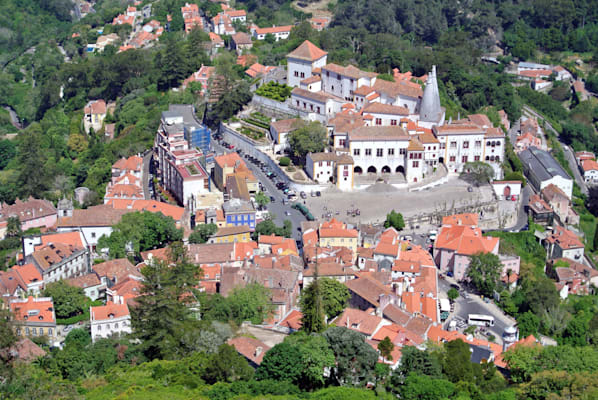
10 296 55 324
334 308 382 336
287 40 327 61
227 336 270 365
91 302 129 321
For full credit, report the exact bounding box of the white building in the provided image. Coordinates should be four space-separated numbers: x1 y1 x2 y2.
582 159 598 184
520 147 573 199
270 118 302 152
286 40 328 88
253 25 292 41
321 63 377 102
433 124 505 177
305 152 354 191
290 87 344 123
90 300 132 342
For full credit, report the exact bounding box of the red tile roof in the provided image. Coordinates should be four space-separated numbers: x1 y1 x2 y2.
10 296 55 324
91 302 130 321
442 213 479 227
279 309 302 330
286 40 327 61
227 336 270 365
334 308 382 336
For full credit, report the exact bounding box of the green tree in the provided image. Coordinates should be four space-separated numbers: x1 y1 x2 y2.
189 223 218 244
448 288 459 302
257 332 335 390
593 220 598 251
42 281 87 319
323 326 379 386
377 336 394 362
63 328 91 348
300 265 325 333
97 211 183 258
384 210 405 230
254 191 270 210
467 252 502 297
287 121 327 161
131 243 202 360
203 344 254 384
0 306 17 378
318 278 351 320
443 339 478 383
17 124 49 198
517 311 540 338
204 283 273 324
396 346 443 379
5 216 22 238
460 161 494 187
399 373 456 400
0 140 16 170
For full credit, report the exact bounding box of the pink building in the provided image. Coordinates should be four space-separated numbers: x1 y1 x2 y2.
434 216 520 281
0 198 57 237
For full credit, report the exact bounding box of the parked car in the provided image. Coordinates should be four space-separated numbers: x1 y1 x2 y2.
300 191 307 199
270 196 275 202
316 191 321 197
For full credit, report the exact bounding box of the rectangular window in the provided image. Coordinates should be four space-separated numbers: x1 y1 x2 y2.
318 162 323 167
339 139 346 147
413 161 419 167
388 148 395 156
377 148 383 157
440 143 446 149
391 119 397 126
450 141 457 148
475 140 482 148
449 156 456 162
365 149 372 156
474 155 480 161
400 148 406 155
353 149 360 156
462 155 468 163
375 118 382 126
463 141 469 148
317 106 321 114
310 104 313 111
300 72 305 78
294 71 298 77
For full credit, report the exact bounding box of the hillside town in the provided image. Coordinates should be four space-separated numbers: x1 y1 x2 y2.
3 0 598 398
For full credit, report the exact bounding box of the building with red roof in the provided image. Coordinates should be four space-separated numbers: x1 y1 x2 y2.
253 25 293 41
544 225 584 262
227 336 270 367
10 296 57 343
90 300 131 342
582 159 598 184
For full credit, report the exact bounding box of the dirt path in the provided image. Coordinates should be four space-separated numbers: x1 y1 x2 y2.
291 0 333 18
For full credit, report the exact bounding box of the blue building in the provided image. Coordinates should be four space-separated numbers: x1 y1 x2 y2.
223 198 256 230
166 104 211 154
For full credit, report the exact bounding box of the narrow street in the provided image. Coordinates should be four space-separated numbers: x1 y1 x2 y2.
211 141 306 242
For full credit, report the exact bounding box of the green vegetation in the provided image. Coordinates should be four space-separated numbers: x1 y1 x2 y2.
255 81 292 102
279 156 291 166
253 219 292 239
189 223 219 244
384 210 405 231
466 252 502 297
97 211 183 259
288 121 327 161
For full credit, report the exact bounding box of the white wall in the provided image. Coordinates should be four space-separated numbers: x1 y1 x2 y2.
91 316 132 342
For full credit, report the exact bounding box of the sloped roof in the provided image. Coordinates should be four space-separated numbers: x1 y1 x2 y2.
287 40 327 61
91 302 129 321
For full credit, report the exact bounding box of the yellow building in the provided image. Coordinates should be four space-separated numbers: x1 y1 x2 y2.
208 225 252 243
318 218 359 258
10 296 57 342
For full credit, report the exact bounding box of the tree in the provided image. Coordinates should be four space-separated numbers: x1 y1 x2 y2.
287 121 327 161
377 336 394 362
131 243 202 360
203 283 273 324
460 161 494 187
257 332 334 390
384 210 405 230
399 373 456 400
300 264 325 333
189 223 218 244
593 220 598 251
203 344 254 384
0 305 17 378
448 288 459 302
318 278 351 320
517 311 540 338
42 281 87 319
253 219 292 239
17 124 49 197
5 216 21 238
254 191 270 210
97 211 183 258
0 139 16 170
63 328 91 348
396 346 443 379
467 252 502 297
323 326 379 386
443 339 481 383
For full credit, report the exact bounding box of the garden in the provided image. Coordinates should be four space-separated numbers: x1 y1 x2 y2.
255 81 293 102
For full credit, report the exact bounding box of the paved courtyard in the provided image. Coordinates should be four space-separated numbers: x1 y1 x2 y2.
304 177 495 227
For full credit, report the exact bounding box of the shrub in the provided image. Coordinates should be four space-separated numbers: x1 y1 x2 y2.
279 157 291 166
